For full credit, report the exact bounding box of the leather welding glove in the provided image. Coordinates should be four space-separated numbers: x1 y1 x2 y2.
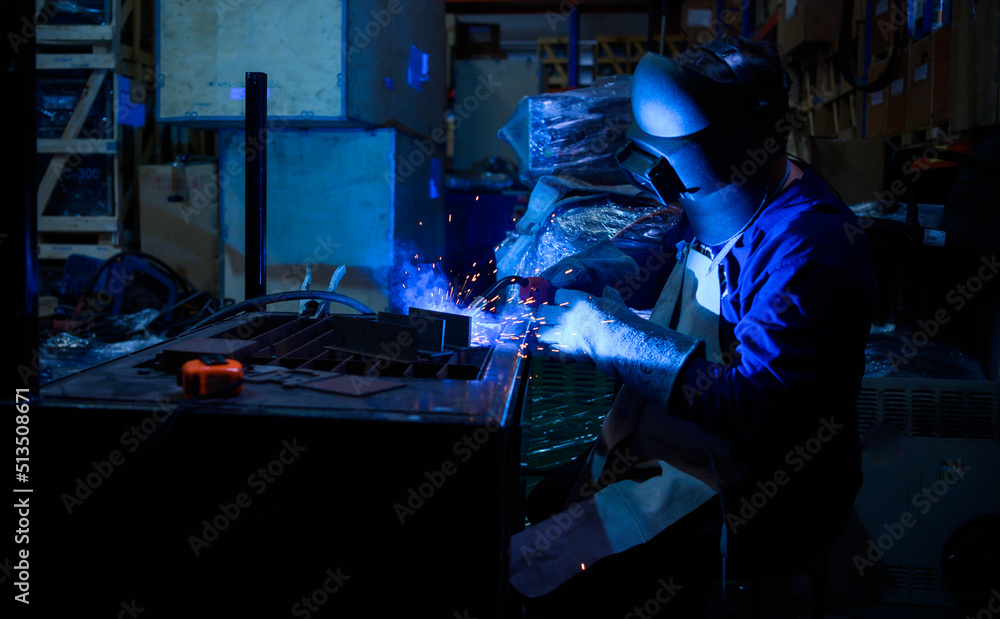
538 286 703 408
540 240 639 297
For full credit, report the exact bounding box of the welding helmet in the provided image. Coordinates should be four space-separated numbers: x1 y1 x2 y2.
615 40 790 246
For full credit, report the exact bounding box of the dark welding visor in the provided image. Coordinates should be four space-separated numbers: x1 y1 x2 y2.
614 139 689 205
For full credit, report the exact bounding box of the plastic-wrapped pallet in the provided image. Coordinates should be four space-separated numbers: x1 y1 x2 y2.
497 76 633 188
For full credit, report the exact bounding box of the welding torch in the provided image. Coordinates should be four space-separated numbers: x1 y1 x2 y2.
473 275 558 313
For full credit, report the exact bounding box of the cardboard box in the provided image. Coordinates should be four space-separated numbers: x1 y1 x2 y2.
139 163 220 295
931 26 951 123
951 0 1000 131
778 0 841 55
682 1 742 45
885 48 908 135
865 60 888 138
455 22 501 59
807 138 885 206
907 34 934 131
157 0 446 138
869 0 899 54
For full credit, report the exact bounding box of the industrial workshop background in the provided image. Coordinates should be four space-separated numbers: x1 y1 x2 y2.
1 0 999 618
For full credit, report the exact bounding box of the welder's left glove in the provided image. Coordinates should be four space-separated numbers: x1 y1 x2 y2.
540 240 639 297
538 286 703 407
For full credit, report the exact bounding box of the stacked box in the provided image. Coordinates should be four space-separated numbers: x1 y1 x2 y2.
36 154 114 217
139 163 220 295
218 128 443 303
36 70 113 138
156 0 445 136
866 60 888 138
777 0 840 55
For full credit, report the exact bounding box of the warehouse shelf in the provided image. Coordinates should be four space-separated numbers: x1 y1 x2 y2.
34 0 156 260
593 34 688 79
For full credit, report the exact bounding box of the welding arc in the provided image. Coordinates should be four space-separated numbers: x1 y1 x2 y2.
184 291 376 333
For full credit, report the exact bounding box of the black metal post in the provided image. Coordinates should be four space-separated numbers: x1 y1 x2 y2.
2 0 39 395
245 72 267 299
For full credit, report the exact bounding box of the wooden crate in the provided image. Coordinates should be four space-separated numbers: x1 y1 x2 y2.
36 69 120 232
156 0 445 138
218 128 443 302
139 163 220 295
38 233 120 261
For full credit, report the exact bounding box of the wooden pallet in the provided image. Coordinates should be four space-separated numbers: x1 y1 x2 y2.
537 36 595 90
593 35 688 79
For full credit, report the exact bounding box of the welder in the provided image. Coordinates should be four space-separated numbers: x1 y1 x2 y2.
511 36 877 616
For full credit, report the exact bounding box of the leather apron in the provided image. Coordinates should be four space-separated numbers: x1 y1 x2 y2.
510 240 746 598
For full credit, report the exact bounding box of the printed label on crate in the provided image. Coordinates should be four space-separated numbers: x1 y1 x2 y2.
230 87 271 100
923 229 946 247
914 64 929 82
890 78 905 97
686 8 714 28
871 90 885 106
785 0 797 19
